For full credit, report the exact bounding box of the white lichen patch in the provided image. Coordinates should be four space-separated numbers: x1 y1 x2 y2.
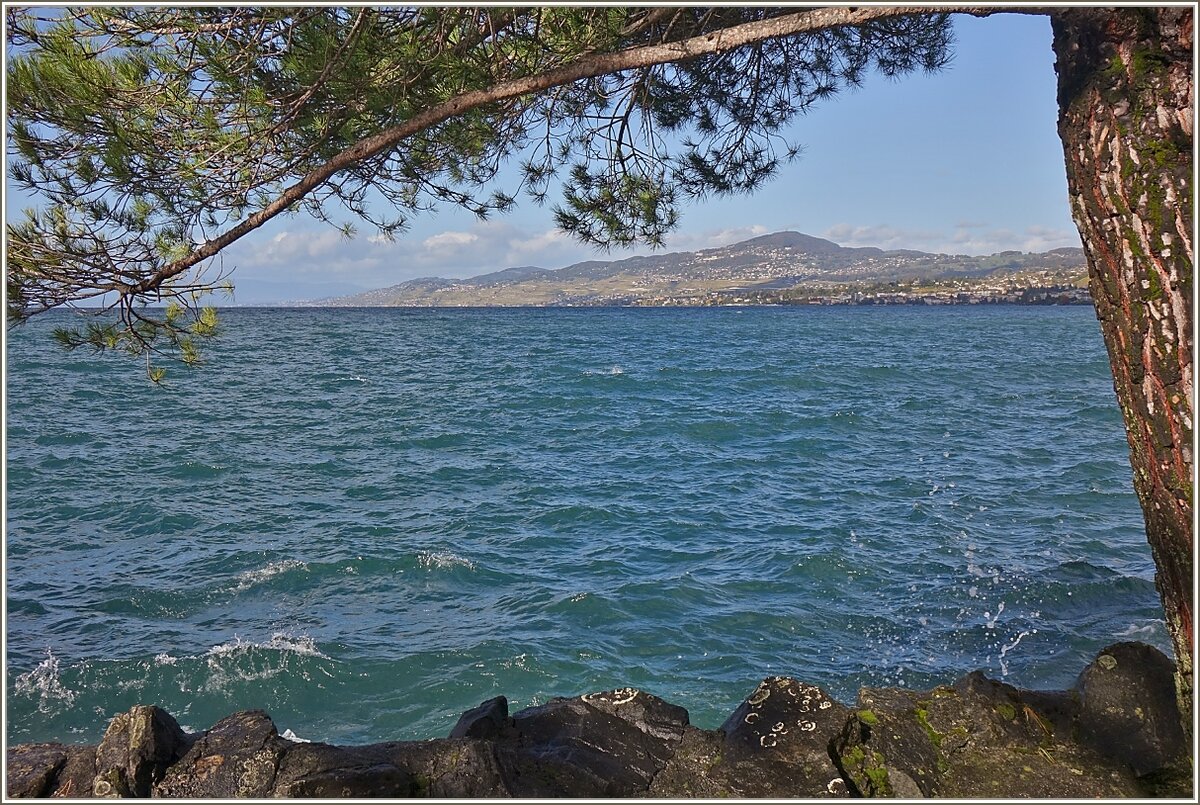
748 684 772 706
582 687 640 706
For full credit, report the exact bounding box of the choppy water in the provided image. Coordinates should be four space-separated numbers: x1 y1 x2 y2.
6 306 1165 745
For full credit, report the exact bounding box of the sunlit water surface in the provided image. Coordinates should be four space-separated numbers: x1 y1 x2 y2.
7 306 1164 744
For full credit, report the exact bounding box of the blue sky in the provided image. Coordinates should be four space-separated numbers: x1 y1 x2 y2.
9 13 1083 304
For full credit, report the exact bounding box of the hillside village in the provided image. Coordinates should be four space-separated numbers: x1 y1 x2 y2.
324 231 1091 308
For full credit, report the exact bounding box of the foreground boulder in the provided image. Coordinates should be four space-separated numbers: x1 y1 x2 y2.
7 642 1191 798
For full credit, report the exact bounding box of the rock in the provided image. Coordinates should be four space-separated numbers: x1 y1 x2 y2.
1074 641 1188 776
386 739 512 797
580 687 689 744
7 743 97 799
271 741 415 797
7 744 67 798
496 688 688 796
832 670 1146 798
448 696 509 740
643 726 739 798
647 676 855 800
836 687 941 796
153 710 290 798
716 676 851 797
4 643 1187 799
92 704 191 797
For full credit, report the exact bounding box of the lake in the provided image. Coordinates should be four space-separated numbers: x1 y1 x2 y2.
6 305 1165 745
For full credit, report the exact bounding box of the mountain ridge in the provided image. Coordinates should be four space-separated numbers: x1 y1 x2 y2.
323 230 1085 307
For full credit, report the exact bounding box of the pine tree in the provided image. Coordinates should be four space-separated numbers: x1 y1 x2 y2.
5 5 1193 730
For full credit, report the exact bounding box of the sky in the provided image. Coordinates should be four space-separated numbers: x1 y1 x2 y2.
8 12 1083 304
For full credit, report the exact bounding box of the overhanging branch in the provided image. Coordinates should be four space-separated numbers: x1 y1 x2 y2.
130 4 1054 299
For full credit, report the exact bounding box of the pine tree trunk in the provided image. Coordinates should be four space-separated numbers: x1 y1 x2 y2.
1051 8 1193 731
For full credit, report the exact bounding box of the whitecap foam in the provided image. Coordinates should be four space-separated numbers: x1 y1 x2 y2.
13 648 77 712
1114 621 1162 638
262 634 329 658
417 551 476 571
229 559 309 592
281 728 312 743
200 634 333 692
584 365 625 376
206 633 329 660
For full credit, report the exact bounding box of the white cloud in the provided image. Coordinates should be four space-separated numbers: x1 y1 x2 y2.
248 229 343 266
822 222 1080 255
505 228 572 260
824 224 941 251
421 230 479 251
664 224 769 252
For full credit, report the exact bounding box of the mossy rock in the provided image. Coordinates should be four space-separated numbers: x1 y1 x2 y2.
834 689 941 797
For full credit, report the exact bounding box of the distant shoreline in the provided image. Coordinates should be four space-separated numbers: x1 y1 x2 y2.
258 297 1094 310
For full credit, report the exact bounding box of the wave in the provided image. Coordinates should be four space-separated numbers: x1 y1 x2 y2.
206 633 329 660
584 365 625 376
11 635 337 721
1113 621 1164 638
197 634 336 694
417 551 476 571
229 559 309 592
12 649 77 712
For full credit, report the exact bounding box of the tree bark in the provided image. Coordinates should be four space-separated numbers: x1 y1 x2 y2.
1051 8 1194 733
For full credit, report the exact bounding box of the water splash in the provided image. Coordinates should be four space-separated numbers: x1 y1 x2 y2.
999 629 1034 677
417 551 476 571
229 559 309 592
206 633 329 660
281 728 312 743
983 602 1006 629
201 634 333 692
13 648 78 712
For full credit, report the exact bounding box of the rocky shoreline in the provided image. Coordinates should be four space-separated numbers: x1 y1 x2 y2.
8 641 1191 798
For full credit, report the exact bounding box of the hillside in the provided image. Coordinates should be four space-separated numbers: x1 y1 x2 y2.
323 231 1086 307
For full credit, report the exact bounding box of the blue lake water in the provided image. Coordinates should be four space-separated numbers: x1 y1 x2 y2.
6 306 1166 745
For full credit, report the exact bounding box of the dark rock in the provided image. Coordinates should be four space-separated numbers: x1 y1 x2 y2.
55 744 100 798
580 687 689 744
4 642 1188 799
7 744 67 798
272 741 414 797
936 672 1143 798
643 726 739 798
449 696 509 740
955 671 1080 734
7 743 96 799
496 687 687 796
832 670 1145 798
385 739 512 797
152 710 290 798
92 704 191 797
1074 641 1188 776
717 676 851 797
836 687 941 796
